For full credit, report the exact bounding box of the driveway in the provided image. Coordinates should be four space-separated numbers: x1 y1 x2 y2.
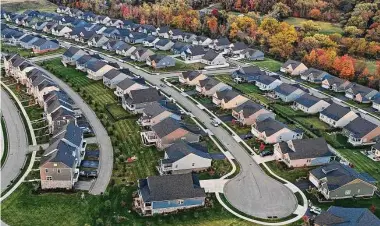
31 64 113 195
1 89 28 192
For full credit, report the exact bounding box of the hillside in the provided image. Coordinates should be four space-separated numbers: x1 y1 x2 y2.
2 0 57 13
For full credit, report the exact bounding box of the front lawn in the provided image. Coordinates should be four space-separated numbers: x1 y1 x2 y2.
264 161 314 183
249 58 283 72
294 116 331 131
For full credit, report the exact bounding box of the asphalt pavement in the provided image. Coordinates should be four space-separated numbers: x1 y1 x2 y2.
1 89 28 192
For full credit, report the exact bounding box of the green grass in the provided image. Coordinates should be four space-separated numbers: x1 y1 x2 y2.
106 103 132 120
1 43 65 58
225 121 251 135
294 116 331 131
2 0 58 13
249 58 283 72
366 60 377 74
153 60 205 72
265 161 314 183
284 17 344 34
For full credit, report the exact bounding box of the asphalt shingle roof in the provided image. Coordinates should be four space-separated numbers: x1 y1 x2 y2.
314 206 380 226
233 100 264 118
255 118 288 136
126 88 163 104
165 140 211 161
344 117 379 139
279 138 332 160
320 103 355 121
294 93 323 108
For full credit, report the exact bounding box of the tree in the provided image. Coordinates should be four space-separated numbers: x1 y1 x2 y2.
206 16 218 36
333 55 355 80
270 2 292 19
344 26 363 37
308 8 321 20
301 20 321 35
234 0 242 12
268 22 298 58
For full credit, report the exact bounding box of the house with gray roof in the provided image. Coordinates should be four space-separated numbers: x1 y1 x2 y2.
115 43 136 56
192 36 213 46
169 29 185 41
62 46 87 65
114 78 147 98
345 83 378 103
271 83 306 102
342 117 380 146
45 96 76 133
141 117 201 149
181 45 206 62
155 26 171 38
300 68 329 83
122 88 164 113
313 206 380 226
319 103 358 128
146 54 175 69
255 74 282 91
372 95 380 111
75 55 96 71
124 31 148 44
143 35 160 47
154 38 175 51
135 173 206 215
171 42 190 54
274 138 333 168
40 122 86 189
210 37 231 51
130 47 155 62
32 39 60 54
19 34 39 49
232 66 266 83
183 33 197 43
52 24 72 36
179 71 207 86
87 34 109 48
196 77 231 96
241 48 265 61
309 161 377 200
280 59 308 76
212 89 249 109
293 93 330 114
200 49 227 66
232 100 275 126
102 69 131 89
86 60 114 80
138 102 181 127
103 40 126 51
158 140 212 175
322 75 352 92
251 118 303 144
229 42 247 55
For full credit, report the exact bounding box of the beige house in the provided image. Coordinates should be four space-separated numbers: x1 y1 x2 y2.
86 60 114 80
179 71 207 86
232 100 275 126
280 60 308 76
293 93 330 114
196 78 231 97
114 78 147 98
138 102 181 127
319 103 358 128
342 117 380 146
212 89 248 109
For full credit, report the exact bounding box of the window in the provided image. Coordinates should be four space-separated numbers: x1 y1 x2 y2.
345 190 351 195
57 169 61 174
46 176 52 181
45 169 48 173
192 163 195 167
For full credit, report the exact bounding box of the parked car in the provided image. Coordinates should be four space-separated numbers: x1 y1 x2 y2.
310 206 322 215
211 119 220 127
260 150 273 157
243 134 253 140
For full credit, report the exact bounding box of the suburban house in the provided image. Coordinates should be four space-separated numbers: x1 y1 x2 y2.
200 50 227 66
32 39 60 54
146 55 176 69
319 103 358 128
103 40 126 51
154 39 175 51
114 77 146 98
322 76 352 92
183 33 197 43
179 71 207 86
229 42 247 55
181 45 206 62
212 89 249 109
52 25 72 36
241 48 265 61
143 35 160 47
232 66 266 83
115 43 136 56
57 6 70 14
102 69 130 89
370 143 380 159
75 55 96 71
342 117 380 146
373 96 380 111
232 100 275 126
271 83 306 102
135 173 206 216
169 29 185 41
19 35 39 49
192 36 213 46
300 68 329 83
313 206 380 226
141 117 201 149
138 102 181 127
39 122 86 190
255 75 282 91
210 37 231 51
156 26 171 38
274 138 333 168
345 83 378 103
280 60 308 76
130 48 155 62
293 93 330 114
139 24 156 34
124 31 148 44
122 88 164 113
33 21 48 31
61 46 87 66
251 118 303 144
309 161 377 200
87 34 109 47
158 140 212 175
45 97 76 133
96 15 111 24
86 60 114 80
171 42 190 54
196 78 231 97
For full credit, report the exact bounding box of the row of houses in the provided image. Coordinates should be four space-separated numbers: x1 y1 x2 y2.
3 54 86 190
1 25 59 53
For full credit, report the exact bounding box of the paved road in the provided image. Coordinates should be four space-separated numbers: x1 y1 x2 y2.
96 54 298 218
30 63 113 195
1 89 28 192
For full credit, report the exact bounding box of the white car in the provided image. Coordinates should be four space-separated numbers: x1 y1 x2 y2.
211 119 220 127
310 206 322 215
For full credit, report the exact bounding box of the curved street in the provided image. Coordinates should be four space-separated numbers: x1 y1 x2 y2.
1 89 28 193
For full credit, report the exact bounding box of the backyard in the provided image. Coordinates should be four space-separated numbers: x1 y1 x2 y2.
1 43 65 58
247 57 283 72
284 17 344 34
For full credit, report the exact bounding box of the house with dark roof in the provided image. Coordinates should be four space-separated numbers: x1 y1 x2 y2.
240 48 264 61
146 54 175 69
40 122 86 189
171 42 190 54
57 6 70 14
32 39 60 54
102 69 131 89
158 140 212 175
196 77 231 97
313 206 380 226
17 61 35 85
300 68 329 83
95 15 111 25
154 38 175 51
141 117 201 149
122 88 164 113
87 34 109 48
372 95 380 111
32 21 48 31
232 66 267 83
274 138 333 168
180 45 206 62
309 161 377 200
212 89 249 109
124 31 148 44
86 60 114 80
103 39 126 51
169 29 185 41
200 49 227 66
138 102 181 127
229 42 247 55
108 19 124 28
210 37 231 51
232 100 275 126
192 36 213 46
293 93 330 114
345 83 378 103
45 97 76 133
179 71 207 86
75 55 96 71
135 173 206 215
255 74 282 91
155 26 171 38
115 43 136 56
280 59 308 76
142 35 160 47
62 46 87 65
370 142 380 160
322 75 352 92
342 117 380 146
271 83 306 102
83 11 96 22
183 33 197 43
130 47 155 62
319 103 358 128
19 34 39 49
114 78 147 98
138 24 156 34
42 22 58 33
52 25 72 36
251 118 303 144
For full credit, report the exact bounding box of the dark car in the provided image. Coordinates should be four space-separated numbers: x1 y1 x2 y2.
260 150 273 157
243 134 253 140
